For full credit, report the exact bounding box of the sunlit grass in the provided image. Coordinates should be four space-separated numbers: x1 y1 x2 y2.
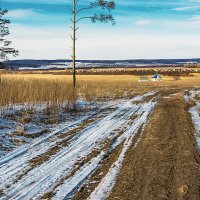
0 73 200 109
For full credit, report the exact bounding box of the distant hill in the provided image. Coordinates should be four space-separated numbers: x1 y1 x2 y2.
4 58 200 70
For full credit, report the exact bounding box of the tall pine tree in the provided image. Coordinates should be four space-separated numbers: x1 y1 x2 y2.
69 0 116 88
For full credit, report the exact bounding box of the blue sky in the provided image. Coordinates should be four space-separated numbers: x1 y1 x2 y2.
2 0 200 59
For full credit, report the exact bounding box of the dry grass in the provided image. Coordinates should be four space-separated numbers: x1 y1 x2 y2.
0 74 144 108
0 74 76 107
0 73 200 110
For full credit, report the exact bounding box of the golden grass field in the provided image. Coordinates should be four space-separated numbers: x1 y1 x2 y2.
0 73 200 107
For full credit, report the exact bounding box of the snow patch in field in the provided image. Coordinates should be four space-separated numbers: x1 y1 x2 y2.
0 100 104 158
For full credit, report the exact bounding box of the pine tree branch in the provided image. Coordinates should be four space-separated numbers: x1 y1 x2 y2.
76 5 99 14
76 16 93 23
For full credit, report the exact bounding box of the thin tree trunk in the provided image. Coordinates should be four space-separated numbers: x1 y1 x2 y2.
72 0 76 88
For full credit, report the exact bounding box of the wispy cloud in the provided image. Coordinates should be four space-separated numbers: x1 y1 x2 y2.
9 23 200 60
7 9 39 19
173 5 200 11
135 20 152 26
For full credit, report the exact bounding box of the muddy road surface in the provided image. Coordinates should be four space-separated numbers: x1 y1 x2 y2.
108 91 200 200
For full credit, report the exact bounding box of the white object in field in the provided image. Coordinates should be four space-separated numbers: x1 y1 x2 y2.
151 74 161 82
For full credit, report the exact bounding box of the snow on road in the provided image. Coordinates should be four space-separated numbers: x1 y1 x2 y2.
185 90 200 149
0 92 156 200
88 101 156 200
0 112 101 189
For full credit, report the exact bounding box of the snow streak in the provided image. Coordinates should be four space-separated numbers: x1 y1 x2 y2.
185 90 200 149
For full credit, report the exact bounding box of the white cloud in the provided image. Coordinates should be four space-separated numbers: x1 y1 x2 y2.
7 9 38 19
173 6 200 11
8 24 69 59
8 24 200 60
135 20 152 26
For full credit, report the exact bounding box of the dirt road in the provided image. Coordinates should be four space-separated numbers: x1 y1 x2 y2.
108 92 200 200
0 89 199 200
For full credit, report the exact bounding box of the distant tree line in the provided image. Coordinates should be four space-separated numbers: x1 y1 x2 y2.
2 67 199 77
48 68 199 76
183 64 200 68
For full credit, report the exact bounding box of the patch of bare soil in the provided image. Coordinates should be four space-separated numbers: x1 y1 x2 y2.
108 92 200 200
10 129 49 139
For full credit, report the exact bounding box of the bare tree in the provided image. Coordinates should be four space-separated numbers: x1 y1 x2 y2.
0 8 19 68
68 0 116 88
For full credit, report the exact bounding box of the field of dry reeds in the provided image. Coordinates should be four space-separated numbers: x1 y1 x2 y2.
0 72 200 111
0 74 139 109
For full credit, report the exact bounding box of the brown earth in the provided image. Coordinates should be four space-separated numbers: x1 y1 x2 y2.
108 92 200 200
